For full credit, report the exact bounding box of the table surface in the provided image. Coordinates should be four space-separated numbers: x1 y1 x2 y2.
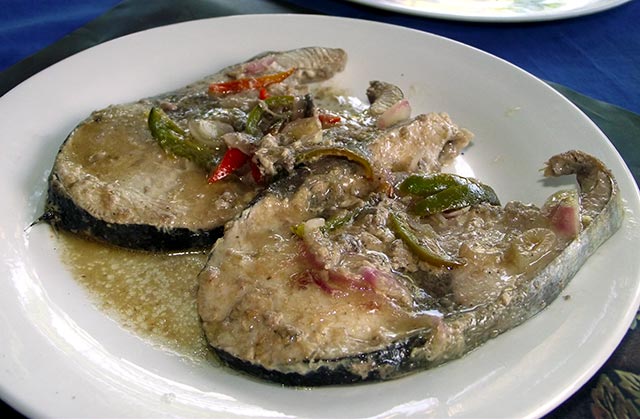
2 0 639 114
1 1 639 418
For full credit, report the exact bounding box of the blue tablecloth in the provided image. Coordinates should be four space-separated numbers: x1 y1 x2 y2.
1 0 638 114
0 0 121 70
1 1 638 418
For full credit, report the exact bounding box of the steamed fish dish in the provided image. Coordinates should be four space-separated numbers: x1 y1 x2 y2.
43 47 623 385
45 47 348 250
198 150 622 385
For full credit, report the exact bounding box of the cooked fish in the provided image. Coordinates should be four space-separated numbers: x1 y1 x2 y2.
197 109 475 384
44 47 348 250
197 150 622 385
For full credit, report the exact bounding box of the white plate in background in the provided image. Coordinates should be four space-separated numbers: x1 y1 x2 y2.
0 14 639 419
347 0 632 22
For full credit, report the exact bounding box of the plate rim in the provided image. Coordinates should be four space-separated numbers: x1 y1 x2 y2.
1 13 639 419
345 0 633 22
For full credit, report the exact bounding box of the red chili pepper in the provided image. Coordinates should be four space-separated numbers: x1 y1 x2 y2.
207 148 249 183
208 68 296 95
258 87 269 100
318 113 341 127
249 161 263 184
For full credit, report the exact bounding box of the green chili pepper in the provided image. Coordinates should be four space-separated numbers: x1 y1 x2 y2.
291 223 306 238
387 212 463 268
148 107 219 170
398 173 471 197
245 95 295 136
411 181 499 216
244 105 263 136
292 204 372 239
398 173 499 216
322 211 358 233
297 147 374 179
323 204 373 233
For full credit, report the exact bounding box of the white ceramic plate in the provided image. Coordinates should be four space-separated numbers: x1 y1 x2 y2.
346 0 632 22
1 14 639 419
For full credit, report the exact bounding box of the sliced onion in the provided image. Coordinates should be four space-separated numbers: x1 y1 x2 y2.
376 99 411 129
542 189 581 238
188 119 233 146
221 131 259 155
280 116 322 144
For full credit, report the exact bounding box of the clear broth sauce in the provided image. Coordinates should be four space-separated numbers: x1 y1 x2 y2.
57 231 210 359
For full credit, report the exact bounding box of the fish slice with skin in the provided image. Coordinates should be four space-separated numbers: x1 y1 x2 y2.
44 47 348 251
197 106 477 384
197 150 622 385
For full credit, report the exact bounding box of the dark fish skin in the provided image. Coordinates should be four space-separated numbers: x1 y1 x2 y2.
198 151 622 386
214 334 428 386
45 174 223 251
44 47 348 251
